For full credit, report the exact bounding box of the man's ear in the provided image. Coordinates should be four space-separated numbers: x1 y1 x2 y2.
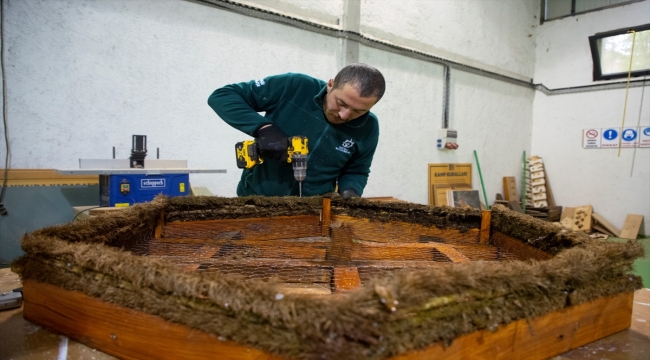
327 79 334 92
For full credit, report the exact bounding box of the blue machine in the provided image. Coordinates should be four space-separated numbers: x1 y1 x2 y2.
100 173 189 207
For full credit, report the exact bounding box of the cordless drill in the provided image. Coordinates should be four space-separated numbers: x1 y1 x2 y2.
235 136 309 196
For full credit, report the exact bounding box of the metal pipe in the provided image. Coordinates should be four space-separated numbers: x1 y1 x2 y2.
442 65 450 129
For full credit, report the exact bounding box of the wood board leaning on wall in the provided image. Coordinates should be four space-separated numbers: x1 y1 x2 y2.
428 163 472 206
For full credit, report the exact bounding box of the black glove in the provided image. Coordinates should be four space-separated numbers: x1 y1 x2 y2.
340 188 359 200
255 125 288 162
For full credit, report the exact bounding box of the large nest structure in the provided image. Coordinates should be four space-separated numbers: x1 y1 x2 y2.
12 195 644 359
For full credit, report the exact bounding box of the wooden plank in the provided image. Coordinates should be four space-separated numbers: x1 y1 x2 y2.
148 237 331 246
591 213 621 237
332 266 362 292
22 281 635 360
560 207 575 230
322 197 331 237
194 259 332 283
479 210 491 244
390 291 634 360
592 224 615 237
571 205 592 232
349 242 476 263
164 215 321 241
332 215 480 244
273 283 331 296
155 211 164 238
149 242 327 261
507 201 523 213
22 280 285 360
433 246 471 263
492 232 553 261
328 223 354 262
503 177 518 201
543 168 556 207
620 214 644 240
0 168 99 186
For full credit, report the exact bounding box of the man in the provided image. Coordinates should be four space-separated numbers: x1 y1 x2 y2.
208 63 385 198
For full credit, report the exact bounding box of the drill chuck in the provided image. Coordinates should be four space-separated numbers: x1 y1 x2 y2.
292 153 307 182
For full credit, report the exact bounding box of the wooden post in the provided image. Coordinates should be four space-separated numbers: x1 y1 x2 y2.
321 197 331 237
332 266 362 293
479 210 491 244
154 211 164 239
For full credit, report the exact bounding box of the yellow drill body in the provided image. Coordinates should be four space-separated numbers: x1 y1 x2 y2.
235 136 309 195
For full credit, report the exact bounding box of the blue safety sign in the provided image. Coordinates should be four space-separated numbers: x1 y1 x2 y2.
644 127 650 136
603 129 618 140
622 129 637 141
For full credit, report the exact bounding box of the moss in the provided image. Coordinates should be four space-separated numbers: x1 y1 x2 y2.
11 195 645 360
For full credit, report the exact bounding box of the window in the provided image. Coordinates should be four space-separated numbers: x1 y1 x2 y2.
589 24 650 81
542 0 642 22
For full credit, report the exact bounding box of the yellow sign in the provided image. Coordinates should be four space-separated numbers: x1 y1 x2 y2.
428 163 473 205
115 203 130 208
180 183 186 193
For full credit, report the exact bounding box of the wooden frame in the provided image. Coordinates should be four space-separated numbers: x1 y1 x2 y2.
18 198 639 359
23 280 634 360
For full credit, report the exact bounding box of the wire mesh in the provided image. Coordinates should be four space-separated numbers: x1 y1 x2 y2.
129 212 533 296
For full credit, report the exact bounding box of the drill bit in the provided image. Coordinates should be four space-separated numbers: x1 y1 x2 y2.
292 153 307 197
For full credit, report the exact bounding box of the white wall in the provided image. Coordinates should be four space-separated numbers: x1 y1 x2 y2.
361 0 539 81
4 0 339 196
1 0 538 207
533 0 650 233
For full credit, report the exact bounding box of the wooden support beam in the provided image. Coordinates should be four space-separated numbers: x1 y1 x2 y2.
332 266 362 293
479 210 491 244
164 215 321 241
492 232 553 261
155 211 164 239
331 215 480 244
191 259 332 283
321 197 331 237
328 223 354 262
432 246 470 263
22 281 635 360
149 241 328 262
349 242 475 262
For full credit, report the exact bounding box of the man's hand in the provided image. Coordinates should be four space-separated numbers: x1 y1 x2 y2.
340 188 359 200
255 125 288 162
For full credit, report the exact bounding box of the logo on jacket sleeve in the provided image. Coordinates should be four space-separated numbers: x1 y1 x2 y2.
255 79 266 87
336 139 355 154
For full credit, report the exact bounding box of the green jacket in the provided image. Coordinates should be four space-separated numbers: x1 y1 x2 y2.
208 73 379 197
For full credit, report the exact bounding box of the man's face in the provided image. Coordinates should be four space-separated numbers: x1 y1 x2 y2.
323 79 378 125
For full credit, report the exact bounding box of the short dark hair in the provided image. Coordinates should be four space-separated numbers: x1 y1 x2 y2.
333 63 385 101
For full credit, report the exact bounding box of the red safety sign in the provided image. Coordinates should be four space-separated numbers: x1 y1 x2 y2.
586 129 598 139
